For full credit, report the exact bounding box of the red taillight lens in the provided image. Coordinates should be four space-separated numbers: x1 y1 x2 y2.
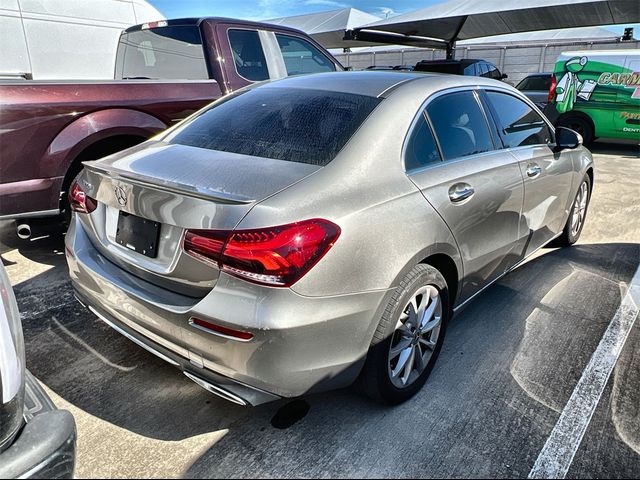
548 73 558 103
190 317 253 341
183 229 228 267
69 180 97 214
183 219 341 287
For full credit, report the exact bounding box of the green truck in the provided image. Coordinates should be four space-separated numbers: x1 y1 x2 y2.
548 50 640 144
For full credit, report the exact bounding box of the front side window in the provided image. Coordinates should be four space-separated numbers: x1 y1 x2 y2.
405 114 442 171
275 34 336 75
166 87 381 166
486 91 552 148
115 26 209 80
426 91 495 160
228 29 269 81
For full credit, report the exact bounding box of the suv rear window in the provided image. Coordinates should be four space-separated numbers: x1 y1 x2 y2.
516 75 552 91
415 62 462 74
166 88 381 166
115 26 208 80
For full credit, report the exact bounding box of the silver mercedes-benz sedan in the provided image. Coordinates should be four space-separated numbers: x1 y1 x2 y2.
65 71 593 406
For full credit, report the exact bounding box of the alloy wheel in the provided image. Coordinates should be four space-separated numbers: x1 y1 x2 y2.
388 285 442 389
570 181 588 236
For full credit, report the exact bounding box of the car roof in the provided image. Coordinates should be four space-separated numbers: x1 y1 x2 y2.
259 71 508 98
416 59 489 66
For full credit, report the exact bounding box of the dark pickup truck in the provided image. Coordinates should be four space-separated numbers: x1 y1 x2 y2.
0 17 342 225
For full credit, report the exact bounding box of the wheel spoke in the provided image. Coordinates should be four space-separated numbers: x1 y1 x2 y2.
391 347 413 378
420 294 439 330
421 315 442 333
419 337 437 349
389 337 412 359
414 346 426 372
401 348 416 384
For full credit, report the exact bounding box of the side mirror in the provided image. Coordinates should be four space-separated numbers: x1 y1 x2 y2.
553 126 583 152
500 73 509 80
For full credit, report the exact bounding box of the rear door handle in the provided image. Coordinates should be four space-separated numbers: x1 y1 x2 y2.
448 183 475 203
526 164 542 178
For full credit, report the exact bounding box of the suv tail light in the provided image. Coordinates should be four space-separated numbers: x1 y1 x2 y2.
183 219 341 287
548 73 558 103
69 180 97 214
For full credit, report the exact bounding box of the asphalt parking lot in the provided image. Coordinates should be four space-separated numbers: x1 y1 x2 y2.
1 142 639 479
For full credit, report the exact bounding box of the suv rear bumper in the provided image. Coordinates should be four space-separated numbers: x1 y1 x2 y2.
0 373 76 479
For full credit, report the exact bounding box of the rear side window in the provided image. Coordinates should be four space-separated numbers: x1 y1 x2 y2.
115 26 209 80
405 114 441 170
167 88 381 166
228 29 269 81
275 34 336 75
486 91 552 148
426 91 494 160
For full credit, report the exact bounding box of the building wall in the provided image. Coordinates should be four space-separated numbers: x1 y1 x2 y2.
335 40 640 85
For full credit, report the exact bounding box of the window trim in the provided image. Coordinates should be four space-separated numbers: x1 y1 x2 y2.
403 110 443 173
403 86 502 175
115 25 211 80
274 32 340 76
481 87 556 151
226 27 271 83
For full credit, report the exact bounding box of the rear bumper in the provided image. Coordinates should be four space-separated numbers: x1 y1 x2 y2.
66 216 389 403
0 373 76 479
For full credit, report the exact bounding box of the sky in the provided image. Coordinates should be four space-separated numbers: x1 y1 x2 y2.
147 0 636 35
148 0 442 21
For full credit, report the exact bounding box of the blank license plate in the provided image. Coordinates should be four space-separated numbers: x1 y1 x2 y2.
115 212 160 258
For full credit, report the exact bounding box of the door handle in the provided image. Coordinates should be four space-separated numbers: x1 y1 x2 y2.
526 164 542 178
448 183 475 203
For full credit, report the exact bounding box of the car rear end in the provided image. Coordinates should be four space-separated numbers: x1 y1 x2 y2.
0 265 76 479
516 73 553 109
65 82 391 404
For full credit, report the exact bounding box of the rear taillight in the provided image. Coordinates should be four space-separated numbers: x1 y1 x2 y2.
548 73 558 103
69 180 97 214
183 219 341 287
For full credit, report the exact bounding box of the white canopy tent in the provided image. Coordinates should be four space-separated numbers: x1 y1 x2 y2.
267 8 381 49
346 0 640 57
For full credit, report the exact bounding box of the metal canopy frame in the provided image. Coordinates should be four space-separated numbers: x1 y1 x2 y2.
344 0 640 58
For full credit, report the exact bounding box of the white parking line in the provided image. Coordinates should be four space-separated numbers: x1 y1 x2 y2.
528 264 640 479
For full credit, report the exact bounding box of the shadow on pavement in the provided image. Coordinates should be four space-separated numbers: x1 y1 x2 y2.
10 239 638 476
589 141 639 159
184 242 639 478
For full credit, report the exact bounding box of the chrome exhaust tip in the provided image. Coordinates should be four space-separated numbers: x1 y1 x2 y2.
16 223 31 240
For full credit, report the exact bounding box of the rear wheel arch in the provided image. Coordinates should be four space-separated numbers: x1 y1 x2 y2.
60 134 148 210
585 166 594 192
419 253 460 310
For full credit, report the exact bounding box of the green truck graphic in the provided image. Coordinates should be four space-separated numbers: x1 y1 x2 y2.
551 50 640 143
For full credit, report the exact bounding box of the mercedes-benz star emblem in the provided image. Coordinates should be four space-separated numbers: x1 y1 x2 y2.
115 186 127 207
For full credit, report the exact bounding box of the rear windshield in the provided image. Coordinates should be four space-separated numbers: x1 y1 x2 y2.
166 88 381 166
115 26 209 80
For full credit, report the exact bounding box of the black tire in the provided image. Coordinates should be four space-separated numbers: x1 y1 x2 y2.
548 174 591 248
360 264 450 405
557 113 595 146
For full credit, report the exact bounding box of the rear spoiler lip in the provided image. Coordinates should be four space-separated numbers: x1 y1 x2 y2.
83 161 255 205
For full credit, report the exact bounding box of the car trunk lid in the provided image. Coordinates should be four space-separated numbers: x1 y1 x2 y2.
79 142 320 296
